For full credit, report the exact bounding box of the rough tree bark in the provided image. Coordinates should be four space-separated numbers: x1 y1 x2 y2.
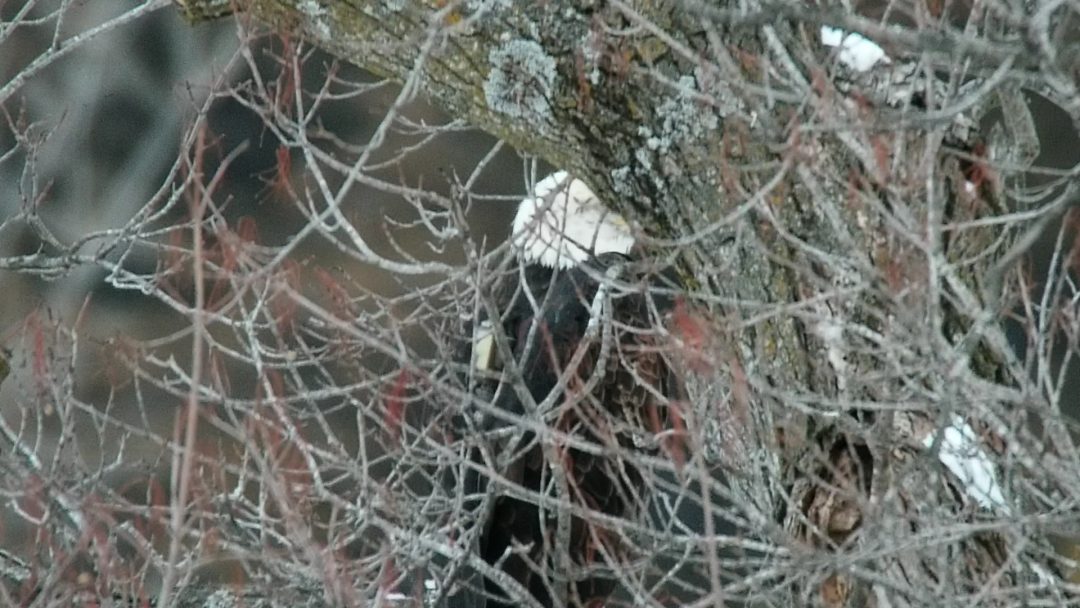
167 1 1079 606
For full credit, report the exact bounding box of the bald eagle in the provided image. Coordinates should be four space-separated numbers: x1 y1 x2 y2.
457 172 680 608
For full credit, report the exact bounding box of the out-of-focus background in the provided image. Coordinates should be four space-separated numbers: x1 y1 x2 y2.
1 4 538 593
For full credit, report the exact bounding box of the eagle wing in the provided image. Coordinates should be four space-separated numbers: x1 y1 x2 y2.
459 255 678 608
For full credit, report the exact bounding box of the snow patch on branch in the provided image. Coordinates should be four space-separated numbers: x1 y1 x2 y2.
923 416 1009 512
815 318 849 391
820 26 890 72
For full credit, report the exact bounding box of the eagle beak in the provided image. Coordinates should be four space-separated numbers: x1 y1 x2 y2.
610 213 630 231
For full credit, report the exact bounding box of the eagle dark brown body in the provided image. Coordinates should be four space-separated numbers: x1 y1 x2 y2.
461 253 677 608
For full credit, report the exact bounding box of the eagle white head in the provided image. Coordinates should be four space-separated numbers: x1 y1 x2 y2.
511 171 635 269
